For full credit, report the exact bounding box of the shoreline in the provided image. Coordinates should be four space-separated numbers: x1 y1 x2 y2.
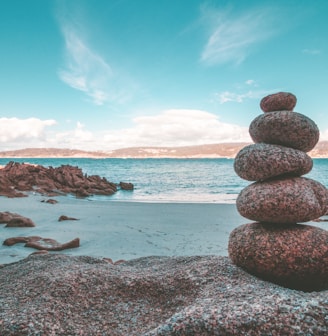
0 195 246 265
1 195 327 266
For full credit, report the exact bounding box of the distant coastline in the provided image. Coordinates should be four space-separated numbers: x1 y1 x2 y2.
0 141 327 159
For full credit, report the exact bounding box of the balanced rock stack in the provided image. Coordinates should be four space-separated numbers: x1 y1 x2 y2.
229 92 328 292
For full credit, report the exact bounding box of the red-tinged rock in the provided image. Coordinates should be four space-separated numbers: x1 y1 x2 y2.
228 222 328 291
29 250 49 256
260 92 297 112
5 216 35 227
237 177 328 224
3 236 42 246
58 215 79 221
119 182 134 190
41 199 58 204
25 237 80 251
234 143 313 181
249 111 319 152
0 162 121 198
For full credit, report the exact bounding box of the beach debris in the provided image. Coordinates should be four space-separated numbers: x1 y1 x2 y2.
3 236 80 251
58 215 79 221
41 198 58 204
0 162 121 198
229 92 328 291
0 211 36 227
103 257 126 265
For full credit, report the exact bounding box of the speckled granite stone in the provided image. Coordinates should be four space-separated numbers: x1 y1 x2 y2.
249 111 319 152
228 222 328 291
236 177 328 224
234 143 313 181
260 92 297 112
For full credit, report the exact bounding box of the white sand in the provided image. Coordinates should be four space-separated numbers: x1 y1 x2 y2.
0 195 326 265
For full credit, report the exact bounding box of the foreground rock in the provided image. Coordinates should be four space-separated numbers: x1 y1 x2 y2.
234 143 313 181
249 111 319 152
229 223 328 291
0 255 327 335
0 162 120 198
236 176 328 223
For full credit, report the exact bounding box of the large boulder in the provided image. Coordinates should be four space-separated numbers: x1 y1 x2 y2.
0 254 327 334
237 177 328 224
249 111 319 152
229 222 328 291
260 92 297 112
234 143 313 181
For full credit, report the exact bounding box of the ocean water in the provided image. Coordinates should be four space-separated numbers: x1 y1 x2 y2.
0 158 327 203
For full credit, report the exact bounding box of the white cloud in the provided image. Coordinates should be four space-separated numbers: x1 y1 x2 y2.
200 6 277 65
103 109 251 149
51 122 96 149
320 129 328 141
0 118 56 143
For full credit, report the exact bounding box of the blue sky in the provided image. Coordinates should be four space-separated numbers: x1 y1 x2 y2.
0 0 327 151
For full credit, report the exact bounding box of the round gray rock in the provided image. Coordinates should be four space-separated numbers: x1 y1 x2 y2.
236 177 328 223
249 111 319 152
260 92 297 112
234 143 313 181
228 222 328 291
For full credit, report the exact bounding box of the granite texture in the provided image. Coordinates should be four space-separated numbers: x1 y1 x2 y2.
260 92 297 112
0 254 327 335
249 111 319 152
228 222 328 291
236 177 328 224
234 143 313 181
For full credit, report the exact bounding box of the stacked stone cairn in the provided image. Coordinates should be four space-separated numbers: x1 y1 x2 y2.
228 92 328 292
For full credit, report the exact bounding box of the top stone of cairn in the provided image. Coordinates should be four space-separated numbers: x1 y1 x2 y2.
260 92 297 112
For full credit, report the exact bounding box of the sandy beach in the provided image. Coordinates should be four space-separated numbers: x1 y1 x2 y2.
0 195 246 264
1 195 327 265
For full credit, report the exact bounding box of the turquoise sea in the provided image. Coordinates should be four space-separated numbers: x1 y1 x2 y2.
0 158 327 203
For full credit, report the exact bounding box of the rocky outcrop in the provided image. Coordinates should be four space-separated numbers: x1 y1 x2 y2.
0 211 36 227
229 223 328 291
0 254 326 335
3 236 80 251
0 162 121 198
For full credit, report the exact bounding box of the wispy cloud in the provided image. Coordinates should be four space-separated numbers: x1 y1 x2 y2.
302 48 321 55
200 5 278 65
58 24 113 105
213 80 280 104
58 21 136 106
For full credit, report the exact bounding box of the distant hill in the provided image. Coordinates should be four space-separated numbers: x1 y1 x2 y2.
0 141 327 158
